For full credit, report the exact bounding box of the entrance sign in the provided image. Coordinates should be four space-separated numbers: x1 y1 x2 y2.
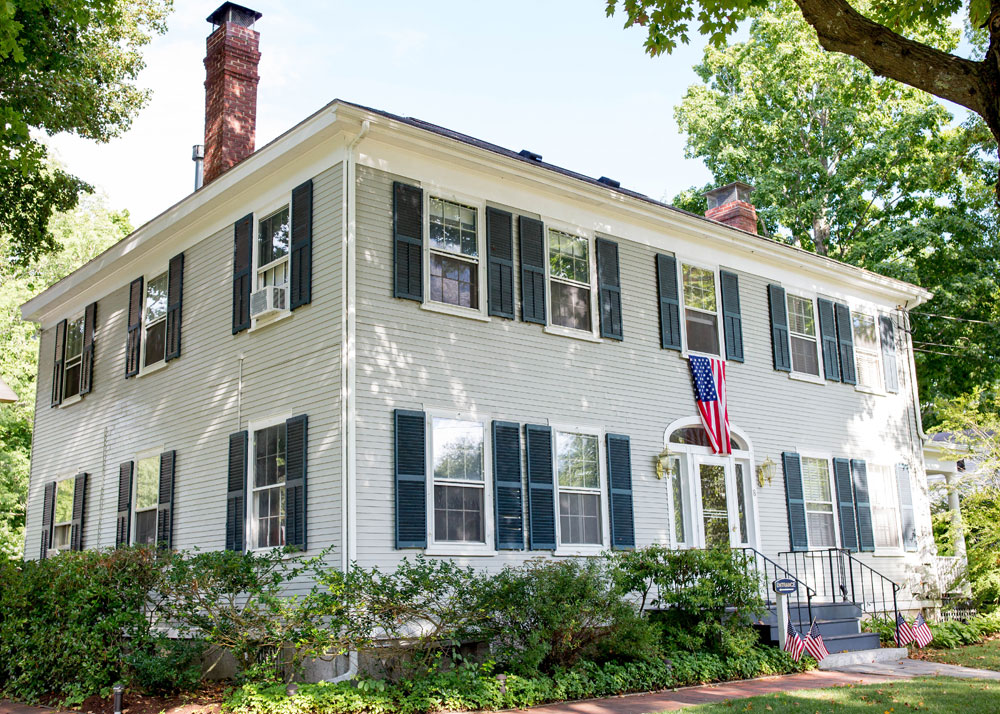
773 578 798 594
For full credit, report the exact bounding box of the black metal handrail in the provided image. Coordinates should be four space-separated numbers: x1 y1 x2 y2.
734 546 814 627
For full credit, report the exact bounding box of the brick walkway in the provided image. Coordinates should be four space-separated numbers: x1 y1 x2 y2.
505 670 900 714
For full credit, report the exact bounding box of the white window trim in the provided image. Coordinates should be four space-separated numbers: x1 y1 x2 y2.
785 289 825 383
851 309 886 396
137 267 169 377
50 474 76 553
542 220 601 341
868 462 905 556
677 258 726 360
249 195 294 331
798 451 840 550
131 448 163 546
550 421 609 556
246 412 293 553
421 190 489 320
424 408 495 556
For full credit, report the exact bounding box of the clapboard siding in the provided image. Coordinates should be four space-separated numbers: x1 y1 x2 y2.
25 162 345 571
352 164 932 605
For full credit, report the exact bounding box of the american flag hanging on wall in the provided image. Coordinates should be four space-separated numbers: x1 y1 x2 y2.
687 355 732 455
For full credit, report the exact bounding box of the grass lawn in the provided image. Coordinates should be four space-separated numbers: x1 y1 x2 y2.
917 637 1000 670
674 677 1000 713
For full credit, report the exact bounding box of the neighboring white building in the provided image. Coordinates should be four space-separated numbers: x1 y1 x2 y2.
21 4 940 636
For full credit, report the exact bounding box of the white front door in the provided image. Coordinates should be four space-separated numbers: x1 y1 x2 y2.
693 455 753 548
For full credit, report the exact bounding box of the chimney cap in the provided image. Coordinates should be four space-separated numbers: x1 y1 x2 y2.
207 2 262 28
703 181 754 210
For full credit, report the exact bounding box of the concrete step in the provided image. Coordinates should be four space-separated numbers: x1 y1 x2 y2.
768 617 862 640
821 632 882 654
818 647 906 669
763 602 863 625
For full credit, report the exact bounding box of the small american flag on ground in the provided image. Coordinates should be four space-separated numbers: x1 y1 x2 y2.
913 613 934 648
783 617 805 661
803 620 829 662
896 611 916 646
687 355 731 455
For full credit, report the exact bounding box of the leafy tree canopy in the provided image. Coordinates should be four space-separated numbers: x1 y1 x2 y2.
0 0 171 266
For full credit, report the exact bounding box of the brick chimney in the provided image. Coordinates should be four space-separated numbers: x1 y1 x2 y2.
704 182 758 235
203 3 262 184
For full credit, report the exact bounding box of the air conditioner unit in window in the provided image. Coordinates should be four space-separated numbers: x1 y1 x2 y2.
250 285 287 319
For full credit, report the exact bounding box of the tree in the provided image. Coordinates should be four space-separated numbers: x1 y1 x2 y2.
0 195 130 559
0 0 171 265
606 0 1000 184
667 2 1000 412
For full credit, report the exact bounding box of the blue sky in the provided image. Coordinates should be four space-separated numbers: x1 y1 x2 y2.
49 0 714 226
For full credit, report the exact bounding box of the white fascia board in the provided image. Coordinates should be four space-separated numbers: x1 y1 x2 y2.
22 102 357 327
339 104 931 309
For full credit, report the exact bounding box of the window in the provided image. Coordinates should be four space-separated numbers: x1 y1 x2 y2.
852 312 882 391
801 456 836 547
869 464 902 550
252 423 287 549
257 206 290 289
431 417 486 543
142 271 168 368
786 294 820 376
52 478 75 551
555 430 602 545
133 455 159 546
63 315 84 399
428 198 479 309
668 455 688 546
549 229 592 331
681 264 720 355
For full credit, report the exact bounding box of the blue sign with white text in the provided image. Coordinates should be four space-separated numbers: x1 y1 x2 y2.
773 578 798 594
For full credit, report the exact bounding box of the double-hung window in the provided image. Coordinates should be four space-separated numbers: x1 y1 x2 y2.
133 455 160 546
428 198 480 310
62 315 85 400
869 464 902 550
801 456 837 547
852 312 882 391
548 229 593 332
258 207 291 290
51 478 75 551
786 294 821 377
143 271 168 368
430 417 486 544
252 422 287 549
555 430 603 546
681 264 721 355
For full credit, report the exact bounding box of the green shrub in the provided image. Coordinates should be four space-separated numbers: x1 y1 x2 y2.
865 610 1000 648
476 558 661 675
126 636 205 695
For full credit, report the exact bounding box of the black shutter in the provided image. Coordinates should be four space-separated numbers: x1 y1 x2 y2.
596 238 623 341
880 315 899 393
226 432 247 551
70 472 87 551
393 182 423 301
232 214 253 334
116 461 133 547
833 458 858 552
720 270 743 362
40 481 56 559
486 207 515 319
156 450 175 549
290 179 314 310
51 319 66 406
656 253 681 350
782 452 808 551
285 415 308 550
394 409 426 548
525 424 556 550
126 277 143 377
80 302 97 395
164 253 184 361
835 303 857 385
768 285 791 372
606 433 635 550
518 216 546 324
492 421 524 550
852 459 875 552
817 298 841 381
897 463 917 551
